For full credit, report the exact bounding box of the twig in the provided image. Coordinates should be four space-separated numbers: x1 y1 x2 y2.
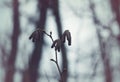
55 51 63 82
43 31 54 42
43 31 63 82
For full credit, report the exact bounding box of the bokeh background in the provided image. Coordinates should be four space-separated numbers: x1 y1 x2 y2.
0 0 120 82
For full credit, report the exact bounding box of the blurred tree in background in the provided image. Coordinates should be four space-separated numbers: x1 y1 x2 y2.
4 0 20 82
0 0 120 82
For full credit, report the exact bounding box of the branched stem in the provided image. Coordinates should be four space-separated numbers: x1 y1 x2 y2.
55 51 63 82
43 31 54 42
43 31 63 82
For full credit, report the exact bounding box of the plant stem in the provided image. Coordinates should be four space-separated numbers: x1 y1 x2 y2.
55 51 62 77
43 31 54 42
44 31 63 82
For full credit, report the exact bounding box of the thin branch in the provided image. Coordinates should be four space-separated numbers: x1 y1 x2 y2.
43 31 63 82
55 51 62 76
43 31 54 42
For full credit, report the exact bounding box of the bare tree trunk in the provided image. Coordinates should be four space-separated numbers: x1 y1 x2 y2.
27 2 47 82
4 0 20 82
51 0 68 82
97 32 113 82
22 0 48 82
89 0 113 82
110 0 120 47
110 0 120 28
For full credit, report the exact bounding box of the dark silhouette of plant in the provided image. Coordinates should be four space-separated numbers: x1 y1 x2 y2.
23 0 68 82
29 29 71 82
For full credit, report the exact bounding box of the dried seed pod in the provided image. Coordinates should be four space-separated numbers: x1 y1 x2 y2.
29 32 34 40
61 30 71 45
51 40 58 48
29 28 43 42
66 30 71 45
55 39 61 52
51 39 62 52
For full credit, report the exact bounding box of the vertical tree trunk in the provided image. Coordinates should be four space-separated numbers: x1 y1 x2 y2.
27 3 47 82
110 0 120 28
51 0 68 82
110 0 120 47
4 0 20 82
89 0 113 82
97 32 113 82
22 0 48 82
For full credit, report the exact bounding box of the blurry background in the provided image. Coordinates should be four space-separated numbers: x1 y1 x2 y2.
0 0 120 82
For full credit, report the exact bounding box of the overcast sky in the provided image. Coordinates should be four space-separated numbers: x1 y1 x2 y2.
0 0 119 82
